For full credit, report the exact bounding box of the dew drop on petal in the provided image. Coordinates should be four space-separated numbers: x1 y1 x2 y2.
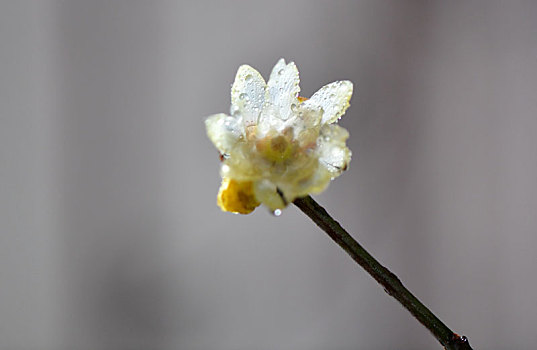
245 74 253 81
291 103 297 112
278 69 284 75
239 93 249 101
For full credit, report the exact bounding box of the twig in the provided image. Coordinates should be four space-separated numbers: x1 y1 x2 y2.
293 195 473 350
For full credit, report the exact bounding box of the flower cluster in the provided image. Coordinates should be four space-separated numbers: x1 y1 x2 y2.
206 59 353 214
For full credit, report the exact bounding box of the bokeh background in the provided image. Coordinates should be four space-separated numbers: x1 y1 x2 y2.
2 1 537 349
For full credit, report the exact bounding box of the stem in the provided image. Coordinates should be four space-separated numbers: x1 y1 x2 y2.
293 195 473 350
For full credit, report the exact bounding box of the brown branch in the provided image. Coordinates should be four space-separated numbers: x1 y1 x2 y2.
293 195 473 350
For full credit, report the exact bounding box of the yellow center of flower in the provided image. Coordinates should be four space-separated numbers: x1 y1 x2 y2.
217 178 260 214
255 130 294 163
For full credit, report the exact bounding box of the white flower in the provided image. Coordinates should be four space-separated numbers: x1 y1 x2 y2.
206 58 353 214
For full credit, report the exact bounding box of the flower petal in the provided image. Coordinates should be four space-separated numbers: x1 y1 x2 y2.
267 58 300 121
231 65 267 127
307 80 353 124
295 164 332 195
292 103 323 147
278 162 332 203
253 179 286 211
217 178 260 214
205 113 242 154
317 124 352 176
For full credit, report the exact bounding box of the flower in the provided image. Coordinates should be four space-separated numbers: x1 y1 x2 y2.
206 58 353 214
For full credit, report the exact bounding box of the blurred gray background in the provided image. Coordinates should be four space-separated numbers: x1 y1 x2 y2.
2 1 537 349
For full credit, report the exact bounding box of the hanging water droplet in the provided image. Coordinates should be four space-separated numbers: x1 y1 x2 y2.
272 209 282 217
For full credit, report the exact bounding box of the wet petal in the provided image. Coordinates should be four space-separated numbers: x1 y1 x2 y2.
256 106 286 137
317 124 352 176
231 65 266 127
295 164 332 196
267 58 300 121
278 162 332 203
253 179 286 211
205 113 242 154
308 80 353 124
292 103 323 147
217 178 260 214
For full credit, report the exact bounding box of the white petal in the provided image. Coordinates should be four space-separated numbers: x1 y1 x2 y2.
253 179 286 210
205 113 242 154
267 58 300 121
294 164 332 196
317 124 352 176
231 65 266 127
256 107 286 137
292 103 323 145
307 80 353 124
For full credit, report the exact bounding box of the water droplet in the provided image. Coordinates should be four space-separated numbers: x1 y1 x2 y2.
278 69 284 75
272 209 282 217
239 93 249 101
291 103 297 112
245 74 253 81
230 105 240 116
